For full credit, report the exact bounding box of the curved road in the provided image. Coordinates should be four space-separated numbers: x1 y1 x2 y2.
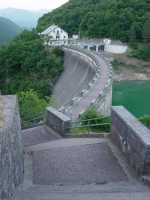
65 52 110 121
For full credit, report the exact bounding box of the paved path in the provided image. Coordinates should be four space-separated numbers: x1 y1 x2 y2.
66 52 110 121
12 135 150 200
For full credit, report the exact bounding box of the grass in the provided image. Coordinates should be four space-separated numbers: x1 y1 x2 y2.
70 126 109 134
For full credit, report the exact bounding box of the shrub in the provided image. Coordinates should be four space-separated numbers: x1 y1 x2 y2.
80 109 110 132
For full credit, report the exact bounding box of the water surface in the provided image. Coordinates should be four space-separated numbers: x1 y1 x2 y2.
112 81 150 118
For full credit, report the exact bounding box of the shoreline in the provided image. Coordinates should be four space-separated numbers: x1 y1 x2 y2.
113 73 150 82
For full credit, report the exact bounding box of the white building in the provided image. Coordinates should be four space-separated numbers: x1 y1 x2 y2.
40 24 68 46
72 34 79 40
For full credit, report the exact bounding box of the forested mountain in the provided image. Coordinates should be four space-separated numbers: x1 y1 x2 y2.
36 0 150 42
0 17 22 46
0 8 51 28
0 30 64 99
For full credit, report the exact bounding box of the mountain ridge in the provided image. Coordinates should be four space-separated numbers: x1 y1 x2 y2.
36 0 150 42
0 7 51 28
0 16 22 46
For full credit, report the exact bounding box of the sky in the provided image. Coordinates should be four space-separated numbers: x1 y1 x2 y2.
0 0 69 11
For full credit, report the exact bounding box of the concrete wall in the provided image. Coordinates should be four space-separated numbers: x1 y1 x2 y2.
46 107 70 136
104 44 127 54
53 48 96 108
110 106 150 177
0 95 24 199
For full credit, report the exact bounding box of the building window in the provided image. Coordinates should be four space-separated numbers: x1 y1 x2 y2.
61 30 62 33
64 36 66 38
57 30 59 34
50 41 52 44
64 41 65 44
53 30 55 33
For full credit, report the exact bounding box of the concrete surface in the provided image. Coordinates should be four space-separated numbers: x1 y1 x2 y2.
11 127 150 200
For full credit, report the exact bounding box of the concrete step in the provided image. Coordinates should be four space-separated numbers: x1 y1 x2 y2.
24 139 128 186
22 125 62 147
12 137 150 200
25 138 109 151
11 184 150 200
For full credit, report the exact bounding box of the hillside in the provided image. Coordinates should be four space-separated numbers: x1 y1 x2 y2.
0 17 22 46
36 0 150 42
0 8 51 28
0 30 64 100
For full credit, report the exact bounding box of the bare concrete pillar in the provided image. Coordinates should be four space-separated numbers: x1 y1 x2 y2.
96 44 99 52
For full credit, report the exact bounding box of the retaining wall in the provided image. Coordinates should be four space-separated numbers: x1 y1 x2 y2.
104 44 127 54
0 95 24 199
110 106 150 177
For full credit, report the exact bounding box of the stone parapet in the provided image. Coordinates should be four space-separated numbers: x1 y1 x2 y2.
110 106 150 177
46 107 70 136
0 95 24 199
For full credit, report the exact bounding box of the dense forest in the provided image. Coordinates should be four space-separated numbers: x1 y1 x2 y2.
0 17 22 46
37 0 150 42
0 30 64 101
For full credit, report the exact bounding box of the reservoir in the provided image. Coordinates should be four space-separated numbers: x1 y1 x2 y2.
112 81 150 118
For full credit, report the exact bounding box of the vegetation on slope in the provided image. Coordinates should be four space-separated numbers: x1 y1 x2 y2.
0 16 22 46
37 0 150 42
0 30 64 116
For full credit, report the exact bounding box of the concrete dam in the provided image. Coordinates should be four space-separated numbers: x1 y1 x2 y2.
53 46 113 121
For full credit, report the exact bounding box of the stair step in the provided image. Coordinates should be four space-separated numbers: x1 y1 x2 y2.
25 138 109 151
11 184 150 200
22 125 62 147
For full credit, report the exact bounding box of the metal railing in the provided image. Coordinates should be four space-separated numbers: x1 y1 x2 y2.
60 45 113 116
21 112 45 129
69 116 110 134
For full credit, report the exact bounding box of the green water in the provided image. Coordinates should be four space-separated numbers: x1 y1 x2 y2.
112 81 150 118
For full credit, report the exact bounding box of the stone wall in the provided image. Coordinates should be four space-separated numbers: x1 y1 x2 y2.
46 107 70 136
110 106 150 177
0 95 24 199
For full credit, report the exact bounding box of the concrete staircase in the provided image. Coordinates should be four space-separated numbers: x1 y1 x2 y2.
11 184 150 200
11 125 150 200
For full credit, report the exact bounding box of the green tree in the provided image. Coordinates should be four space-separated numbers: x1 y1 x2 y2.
49 95 56 108
0 30 64 100
129 26 137 46
142 17 150 44
139 115 150 127
80 109 110 132
17 89 49 117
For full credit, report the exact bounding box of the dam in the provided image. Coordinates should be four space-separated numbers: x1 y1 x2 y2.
53 46 113 121
1 47 150 200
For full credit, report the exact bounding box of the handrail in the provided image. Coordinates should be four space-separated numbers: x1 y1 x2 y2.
60 45 101 112
21 112 45 128
69 123 110 129
70 116 110 125
69 116 110 134
60 45 113 116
